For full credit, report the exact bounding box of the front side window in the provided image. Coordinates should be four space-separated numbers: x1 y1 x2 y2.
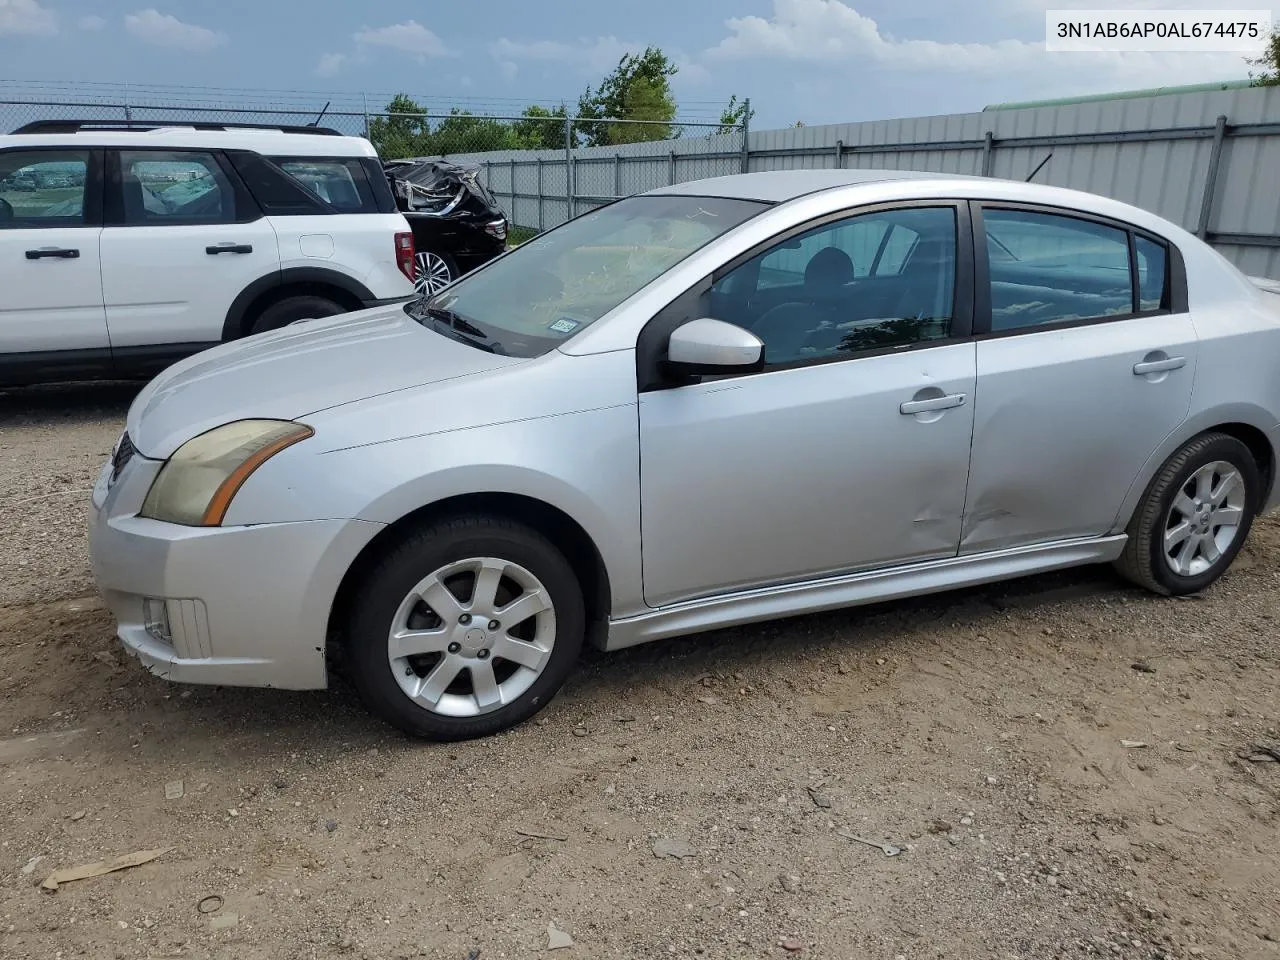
984 208 1133 330
118 150 236 224
709 206 958 366
0 150 89 227
409 194 768 358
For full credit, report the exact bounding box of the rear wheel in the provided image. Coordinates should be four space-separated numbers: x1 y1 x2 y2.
346 514 585 741
249 295 344 336
1114 432 1260 595
414 250 457 296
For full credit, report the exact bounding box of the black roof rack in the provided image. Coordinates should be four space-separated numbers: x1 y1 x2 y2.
11 119 345 136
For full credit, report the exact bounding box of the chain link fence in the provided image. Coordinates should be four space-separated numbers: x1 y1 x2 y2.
0 83 748 241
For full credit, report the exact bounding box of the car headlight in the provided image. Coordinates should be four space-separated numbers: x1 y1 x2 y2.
139 420 313 526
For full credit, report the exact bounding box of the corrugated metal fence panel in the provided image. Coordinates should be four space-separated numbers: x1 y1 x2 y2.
427 85 1280 275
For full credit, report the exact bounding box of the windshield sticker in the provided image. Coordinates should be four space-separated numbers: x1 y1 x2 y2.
549 317 581 334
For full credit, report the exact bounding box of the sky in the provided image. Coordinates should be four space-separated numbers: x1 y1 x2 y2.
0 0 1275 129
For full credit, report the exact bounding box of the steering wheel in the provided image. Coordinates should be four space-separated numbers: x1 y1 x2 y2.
0 197 13 221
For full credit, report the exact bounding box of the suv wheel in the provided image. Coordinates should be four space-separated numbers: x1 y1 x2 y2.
1114 432 1260 595
415 251 456 296
346 514 585 741
249 295 345 336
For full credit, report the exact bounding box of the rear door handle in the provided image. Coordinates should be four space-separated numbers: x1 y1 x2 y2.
25 247 79 260
1133 356 1186 375
206 244 253 255
900 393 966 415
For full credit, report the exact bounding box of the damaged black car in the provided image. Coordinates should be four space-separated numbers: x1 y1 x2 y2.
384 159 509 295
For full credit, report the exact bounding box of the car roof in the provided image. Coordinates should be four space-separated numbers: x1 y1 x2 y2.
0 128 377 157
649 169 982 203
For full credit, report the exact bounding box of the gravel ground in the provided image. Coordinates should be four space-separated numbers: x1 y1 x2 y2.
1 384 1278 960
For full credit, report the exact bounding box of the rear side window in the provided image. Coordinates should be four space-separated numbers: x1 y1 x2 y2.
269 157 379 213
0 149 90 227
984 209 1133 331
118 150 237 224
1135 235 1169 312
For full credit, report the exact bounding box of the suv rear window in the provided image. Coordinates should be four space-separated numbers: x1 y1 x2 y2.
272 158 376 213
225 152 395 216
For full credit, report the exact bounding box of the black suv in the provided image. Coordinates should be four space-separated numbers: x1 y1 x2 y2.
384 159 509 295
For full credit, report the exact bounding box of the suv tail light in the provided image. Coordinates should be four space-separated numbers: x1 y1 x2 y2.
395 231 415 283
483 218 508 242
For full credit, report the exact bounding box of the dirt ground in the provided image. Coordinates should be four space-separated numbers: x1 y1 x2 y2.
1 383 1278 960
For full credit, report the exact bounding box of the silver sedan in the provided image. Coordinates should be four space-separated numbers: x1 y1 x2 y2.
88 169 1280 740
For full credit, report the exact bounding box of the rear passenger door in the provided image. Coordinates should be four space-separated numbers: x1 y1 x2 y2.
962 204 1197 554
100 148 278 367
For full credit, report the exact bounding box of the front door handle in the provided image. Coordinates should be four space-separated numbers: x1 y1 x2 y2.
25 247 80 260
206 243 253 255
1133 356 1186 375
900 393 966 415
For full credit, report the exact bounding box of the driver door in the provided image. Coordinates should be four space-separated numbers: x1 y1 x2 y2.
638 202 977 607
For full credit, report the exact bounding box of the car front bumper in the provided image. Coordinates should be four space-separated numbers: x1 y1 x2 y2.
87 455 384 690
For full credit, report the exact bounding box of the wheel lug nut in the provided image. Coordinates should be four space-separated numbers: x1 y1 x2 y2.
447 642 461 654
477 649 490 660
458 614 471 625
488 620 500 631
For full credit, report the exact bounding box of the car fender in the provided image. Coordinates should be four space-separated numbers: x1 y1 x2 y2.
225 404 647 618
1108 401 1280 534
221 267 381 340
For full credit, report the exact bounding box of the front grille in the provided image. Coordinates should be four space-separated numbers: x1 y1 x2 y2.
111 431 136 480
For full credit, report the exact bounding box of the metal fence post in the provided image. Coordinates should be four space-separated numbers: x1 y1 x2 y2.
740 98 751 173
510 157 516 220
981 131 995 177
564 116 574 221
614 153 621 198
362 93 370 139
1196 114 1228 240
536 157 544 232
123 81 132 121
834 140 843 169
669 149 676 185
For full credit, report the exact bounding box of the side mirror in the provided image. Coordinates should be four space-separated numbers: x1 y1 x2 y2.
664 318 765 377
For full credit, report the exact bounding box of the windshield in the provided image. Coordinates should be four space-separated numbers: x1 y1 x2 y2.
406 194 768 357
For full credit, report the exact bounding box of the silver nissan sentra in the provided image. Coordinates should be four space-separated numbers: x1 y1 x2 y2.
88 169 1280 741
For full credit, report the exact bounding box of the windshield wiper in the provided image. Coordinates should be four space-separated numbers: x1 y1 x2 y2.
418 305 504 354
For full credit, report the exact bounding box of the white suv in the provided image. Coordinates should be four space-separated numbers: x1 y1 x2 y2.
0 120 416 386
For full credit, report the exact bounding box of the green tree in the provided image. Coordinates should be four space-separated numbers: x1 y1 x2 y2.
512 104 569 150
1248 25 1280 85
717 95 754 134
576 46 678 147
367 94 432 159
428 109 517 155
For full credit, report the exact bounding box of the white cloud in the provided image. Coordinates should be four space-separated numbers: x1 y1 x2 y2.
498 59 518 81
77 14 106 31
0 0 57 36
703 0 1248 90
315 52 347 77
354 20 451 59
490 36 638 75
124 9 224 51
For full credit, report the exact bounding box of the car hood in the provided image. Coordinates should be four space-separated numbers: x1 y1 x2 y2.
126 305 524 458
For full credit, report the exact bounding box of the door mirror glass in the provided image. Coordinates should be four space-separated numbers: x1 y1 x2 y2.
665 318 764 376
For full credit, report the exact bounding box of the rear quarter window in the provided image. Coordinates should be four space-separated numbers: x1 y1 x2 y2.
270 157 378 213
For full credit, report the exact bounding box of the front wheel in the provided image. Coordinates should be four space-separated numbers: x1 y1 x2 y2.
1114 432 1260 595
346 515 585 741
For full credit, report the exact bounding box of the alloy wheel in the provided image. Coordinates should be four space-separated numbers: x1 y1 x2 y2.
1162 460 1247 577
414 251 453 295
387 557 556 717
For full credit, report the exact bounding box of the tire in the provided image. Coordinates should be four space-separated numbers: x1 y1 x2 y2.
414 250 457 296
1114 432 1260 596
249 295 345 336
345 514 586 741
